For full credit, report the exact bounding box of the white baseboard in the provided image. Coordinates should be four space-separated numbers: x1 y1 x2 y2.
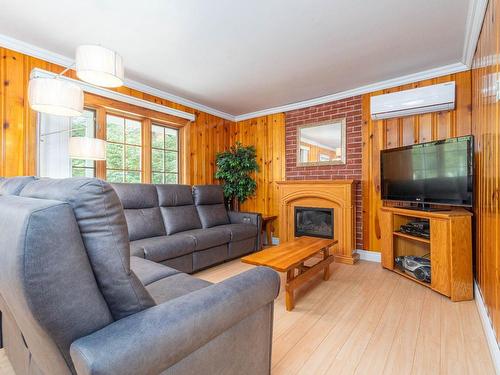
474 281 500 374
356 249 382 263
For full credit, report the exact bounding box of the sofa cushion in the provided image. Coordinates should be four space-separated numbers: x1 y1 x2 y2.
19 178 155 321
182 228 231 251
216 223 258 242
0 176 36 196
161 206 202 235
130 256 180 286
196 204 230 228
112 183 166 241
193 185 225 205
157 185 202 235
130 234 196 263
156 184 194 206
146 273 212 304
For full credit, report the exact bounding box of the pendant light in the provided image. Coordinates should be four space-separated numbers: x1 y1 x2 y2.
28 77 84 117
76 45 124 88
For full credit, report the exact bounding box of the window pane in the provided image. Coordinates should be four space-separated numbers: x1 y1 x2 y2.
126 119 141 145
152 125 164 149
71 110 95 137
165 173 177 183
107 143 124 169
165 151 178 172
72 167 86 177
152 172 164 184
126 145 141 171
152 149 164 172
106 115 125 142
107 170 124 182
165 128 178 150
125 171 141 183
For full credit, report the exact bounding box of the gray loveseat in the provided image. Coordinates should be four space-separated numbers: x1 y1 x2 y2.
112 183 262 273
0 177 279 375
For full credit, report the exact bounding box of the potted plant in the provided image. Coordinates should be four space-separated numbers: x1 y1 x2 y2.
215 142 259 211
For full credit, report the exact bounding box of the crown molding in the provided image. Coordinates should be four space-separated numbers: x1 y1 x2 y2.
31 68 196 121
234 62 469 121
0 34 236 121
462 0 489 67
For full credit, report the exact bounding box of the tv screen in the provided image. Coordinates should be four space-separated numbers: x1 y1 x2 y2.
381 136 474 207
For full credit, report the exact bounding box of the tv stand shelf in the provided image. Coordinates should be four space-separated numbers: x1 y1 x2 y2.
380 206 473 301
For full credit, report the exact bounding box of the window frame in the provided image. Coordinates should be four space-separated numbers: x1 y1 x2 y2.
151 123 180 184
82 92 189 184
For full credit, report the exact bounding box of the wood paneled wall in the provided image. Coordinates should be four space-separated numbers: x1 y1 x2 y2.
0 47 232 185
472 0 500 343
230 114 286 223
361 71 472 252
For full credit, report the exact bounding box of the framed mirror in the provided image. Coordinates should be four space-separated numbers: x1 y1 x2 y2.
296 118 346 166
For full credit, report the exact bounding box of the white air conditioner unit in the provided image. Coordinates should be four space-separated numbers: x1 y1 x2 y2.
370 81 455 120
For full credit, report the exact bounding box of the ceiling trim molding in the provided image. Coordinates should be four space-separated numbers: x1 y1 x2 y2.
0 33 235 121
234 62 469 121
31 68 196 121
462 0 489 67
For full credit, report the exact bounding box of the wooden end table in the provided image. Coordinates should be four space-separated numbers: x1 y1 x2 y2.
241 236 337 311
261 214 277 246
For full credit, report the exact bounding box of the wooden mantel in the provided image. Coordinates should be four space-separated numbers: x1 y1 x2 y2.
276 180 359 265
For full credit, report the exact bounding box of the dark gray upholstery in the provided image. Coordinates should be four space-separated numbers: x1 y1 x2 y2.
70 267 279 375
131 234 196 262
113 183 261 273
193 185 230 228
0 177 279 375
157 185 202 235
112 183 166 241
0 176 35 195
20 178 155 321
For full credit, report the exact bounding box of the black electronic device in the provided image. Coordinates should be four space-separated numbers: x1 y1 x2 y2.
395 256 431 283
381 136 474 208
399 220 430 239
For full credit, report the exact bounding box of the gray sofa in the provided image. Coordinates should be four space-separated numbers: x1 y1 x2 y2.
0 177 279 375
111 183 262 273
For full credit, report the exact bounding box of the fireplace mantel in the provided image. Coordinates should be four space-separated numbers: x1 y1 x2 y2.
276 180 359 264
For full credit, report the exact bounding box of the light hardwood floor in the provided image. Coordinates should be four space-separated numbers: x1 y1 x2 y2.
0 260 495 375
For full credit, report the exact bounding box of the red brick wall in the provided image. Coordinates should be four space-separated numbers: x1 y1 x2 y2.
285 96 363 248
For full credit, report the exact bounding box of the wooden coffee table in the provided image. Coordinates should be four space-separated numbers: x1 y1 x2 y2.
241 236 337 311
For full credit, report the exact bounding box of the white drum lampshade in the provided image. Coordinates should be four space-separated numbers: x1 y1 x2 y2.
69 137 107 160
28 77 84 117
76 45 124 88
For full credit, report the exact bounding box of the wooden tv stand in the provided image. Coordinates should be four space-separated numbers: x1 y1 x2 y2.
379 206 473 301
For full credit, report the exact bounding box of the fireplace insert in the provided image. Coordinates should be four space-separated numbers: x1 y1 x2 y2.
294 206 334 239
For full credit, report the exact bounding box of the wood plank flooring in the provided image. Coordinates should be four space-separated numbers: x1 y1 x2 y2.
0 260 495 375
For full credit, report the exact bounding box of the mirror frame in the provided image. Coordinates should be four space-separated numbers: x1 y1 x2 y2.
296 118 347 167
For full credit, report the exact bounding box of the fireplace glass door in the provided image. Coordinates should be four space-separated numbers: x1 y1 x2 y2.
294 207 334 239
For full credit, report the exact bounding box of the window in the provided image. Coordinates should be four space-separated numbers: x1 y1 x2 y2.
151 124 179 183
106 114 142 183
300 146 310 163
71 109 96 177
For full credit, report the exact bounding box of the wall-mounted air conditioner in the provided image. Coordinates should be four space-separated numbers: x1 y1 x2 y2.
370 81 455 120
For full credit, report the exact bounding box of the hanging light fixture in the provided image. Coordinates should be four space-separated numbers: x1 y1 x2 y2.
69 137 107 160
28 77 84 117
76 45 124 88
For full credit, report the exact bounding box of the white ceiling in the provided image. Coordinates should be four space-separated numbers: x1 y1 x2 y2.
0 0 473 118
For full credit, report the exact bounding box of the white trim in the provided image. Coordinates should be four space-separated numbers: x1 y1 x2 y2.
0 33 472 122
234 62 469 121
0 34 235 121
462 0 489 67
356 249 381 263
31 68 196 121
474 281 500 374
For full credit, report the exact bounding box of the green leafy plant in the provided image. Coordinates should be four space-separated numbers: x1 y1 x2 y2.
215 142 259 210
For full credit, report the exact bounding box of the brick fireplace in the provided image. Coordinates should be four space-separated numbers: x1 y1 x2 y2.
284 95 363 248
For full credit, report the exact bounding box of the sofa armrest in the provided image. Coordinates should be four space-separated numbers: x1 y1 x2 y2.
228 211 263 250
70 267 280 375
228 211 261 226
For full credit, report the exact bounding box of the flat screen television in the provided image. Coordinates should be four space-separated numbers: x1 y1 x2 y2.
380 136 474 207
